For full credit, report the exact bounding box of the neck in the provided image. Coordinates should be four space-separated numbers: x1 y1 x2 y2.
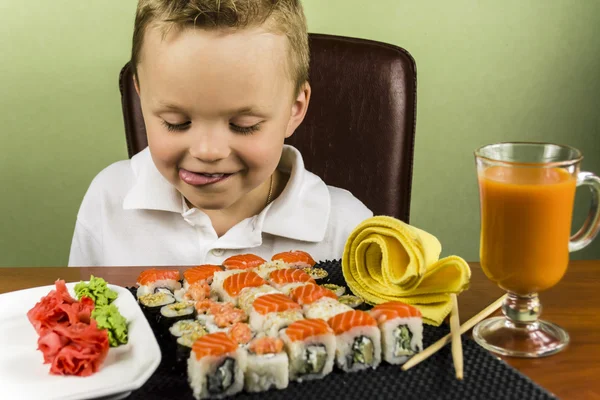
192 170 284 237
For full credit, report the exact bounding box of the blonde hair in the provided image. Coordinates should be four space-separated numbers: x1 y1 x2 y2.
132 0 309 94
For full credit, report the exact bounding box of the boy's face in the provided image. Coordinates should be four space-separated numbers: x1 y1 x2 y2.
135 25 310 211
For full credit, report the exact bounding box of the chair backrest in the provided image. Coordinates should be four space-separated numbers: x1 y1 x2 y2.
119 33 417 222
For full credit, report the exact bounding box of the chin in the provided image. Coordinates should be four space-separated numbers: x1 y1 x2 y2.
187 196 234 211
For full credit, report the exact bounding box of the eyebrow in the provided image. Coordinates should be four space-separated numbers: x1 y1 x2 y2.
157 102 184 111
156 102 268 117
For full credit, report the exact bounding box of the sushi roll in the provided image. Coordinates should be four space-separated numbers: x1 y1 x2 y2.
158 302 197 333
304 267 328 280
195 300 248 333
138 291 176 328
176 330 207 369
338 295 364 308
183 265 223 290
211 269 245 298
320 284 345 297
169 319 206 338
188 332 247 400
267 268 315 295
237 285 280 315
271 250 316 269
370 302 423 365
136 268 182 298
222 254 266 270
227 322 253 346
244 337 289 392
249 293 304 337
254 260 291 279
280 319 336 382
215 271 266 305
290 284 352 321
327 310 382 373
166 320 206 369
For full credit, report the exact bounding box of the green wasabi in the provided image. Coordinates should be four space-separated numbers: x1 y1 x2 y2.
75 275 118 306
92 304 129 347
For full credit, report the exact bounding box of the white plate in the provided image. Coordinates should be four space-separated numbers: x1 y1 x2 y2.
0 282 161 400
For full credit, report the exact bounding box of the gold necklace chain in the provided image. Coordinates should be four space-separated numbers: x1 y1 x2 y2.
266 173 274 206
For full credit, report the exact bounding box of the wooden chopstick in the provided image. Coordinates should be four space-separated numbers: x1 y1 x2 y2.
401 294 507 372
449 294 463 380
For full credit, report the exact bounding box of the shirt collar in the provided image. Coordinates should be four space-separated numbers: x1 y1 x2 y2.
261 145 330 242
122 145 330 243
123 147 184 213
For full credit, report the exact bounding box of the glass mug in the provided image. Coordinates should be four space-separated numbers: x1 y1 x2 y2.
473 142 600 357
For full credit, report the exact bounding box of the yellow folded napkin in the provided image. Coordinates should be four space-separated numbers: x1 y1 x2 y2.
342 215 471 326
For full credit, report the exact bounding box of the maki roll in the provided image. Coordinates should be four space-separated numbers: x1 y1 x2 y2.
188 332 247 400
159 302 197 329
249 294 304 337
138 291 176 328
320 284 345 297
370 302 423 365
176 330 208 369
165 320 206 369
195 300 248 333
280 319 336 382
327 310 382 373
136 268 181 298
244 337 289 392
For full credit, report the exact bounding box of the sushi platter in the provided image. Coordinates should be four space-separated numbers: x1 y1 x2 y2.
3 251 556 400
128 252 554 400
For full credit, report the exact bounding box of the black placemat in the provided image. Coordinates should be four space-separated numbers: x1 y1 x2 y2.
126 260 555 400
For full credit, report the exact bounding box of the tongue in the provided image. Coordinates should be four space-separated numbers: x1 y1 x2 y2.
179 169 228 185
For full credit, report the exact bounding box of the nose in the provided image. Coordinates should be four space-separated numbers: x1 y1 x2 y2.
188 126 231 162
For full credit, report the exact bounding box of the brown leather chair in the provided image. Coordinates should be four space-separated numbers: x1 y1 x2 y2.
119 33 417 222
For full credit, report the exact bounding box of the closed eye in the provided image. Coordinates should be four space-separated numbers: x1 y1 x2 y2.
162 120 191 132
230 123 260 135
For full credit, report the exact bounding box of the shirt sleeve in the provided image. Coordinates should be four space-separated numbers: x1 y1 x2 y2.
68 218 103 267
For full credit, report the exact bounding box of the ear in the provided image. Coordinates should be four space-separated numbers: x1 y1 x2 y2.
284 82 311 139
133 74 140 96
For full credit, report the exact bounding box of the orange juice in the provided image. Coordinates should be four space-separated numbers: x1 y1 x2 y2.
478 166 576 294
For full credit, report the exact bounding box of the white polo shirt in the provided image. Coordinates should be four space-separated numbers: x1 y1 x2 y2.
68 145 372 267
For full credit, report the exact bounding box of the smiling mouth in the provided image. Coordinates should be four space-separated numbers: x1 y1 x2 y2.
179 169 234 186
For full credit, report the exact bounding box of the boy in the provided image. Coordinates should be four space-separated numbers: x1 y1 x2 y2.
68 0 372 267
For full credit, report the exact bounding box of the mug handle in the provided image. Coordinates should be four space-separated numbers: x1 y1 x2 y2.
569 171 600 252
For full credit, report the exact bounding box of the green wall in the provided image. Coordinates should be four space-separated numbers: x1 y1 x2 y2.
1 0 598 266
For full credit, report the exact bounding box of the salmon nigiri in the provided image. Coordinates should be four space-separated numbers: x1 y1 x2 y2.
249 293 303 337
136 268 181 298
183 265 223 288
326 310 381 373
289 283 336 305
370 301 423 365
222 254 266 270
268 268 315 294
280 319 336 382
189 332 246 399
218 271 266 304
271 250 316 268
289 283 350 321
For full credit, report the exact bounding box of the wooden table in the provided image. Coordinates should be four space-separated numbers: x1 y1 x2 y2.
1 261 598 399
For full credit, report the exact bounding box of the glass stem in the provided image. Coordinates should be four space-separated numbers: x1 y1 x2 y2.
502 292 542 327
